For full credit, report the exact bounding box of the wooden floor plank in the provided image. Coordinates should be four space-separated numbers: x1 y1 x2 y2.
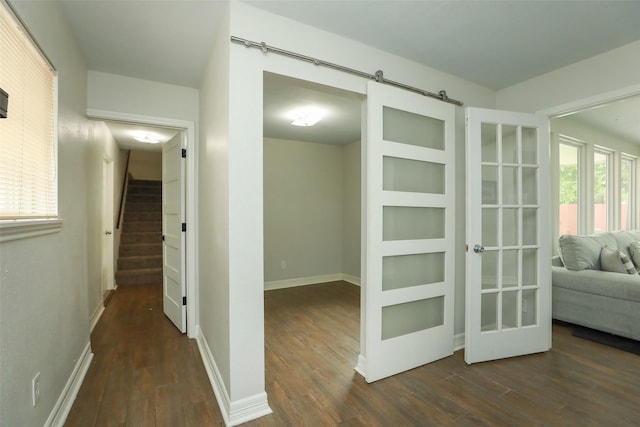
66 280 640 426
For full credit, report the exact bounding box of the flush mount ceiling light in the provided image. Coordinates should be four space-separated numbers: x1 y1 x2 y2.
132 131 162 144
289 106 326 127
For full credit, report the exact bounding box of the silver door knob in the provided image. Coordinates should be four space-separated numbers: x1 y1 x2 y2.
473 244 485 253
105 231 112 235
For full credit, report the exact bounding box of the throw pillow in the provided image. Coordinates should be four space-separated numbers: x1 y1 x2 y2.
600 246 637 275
629 241 640 272
559 233 617 271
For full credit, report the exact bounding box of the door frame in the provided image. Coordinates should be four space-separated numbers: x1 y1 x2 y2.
101 156 115 294
87 109 198 338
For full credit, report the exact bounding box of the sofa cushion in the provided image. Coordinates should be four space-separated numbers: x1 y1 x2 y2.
600 246 637 275
613 230 640 261
552 266 640 302
559 233 617 271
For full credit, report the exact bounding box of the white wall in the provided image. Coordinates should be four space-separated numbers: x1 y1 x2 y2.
218 2 496 420
343 141 361 279
128 150 162 181
0 1 93 425
496 40 640 113
85 121 125 324
87 71 199 122
198 0 232 408
264 138 358 283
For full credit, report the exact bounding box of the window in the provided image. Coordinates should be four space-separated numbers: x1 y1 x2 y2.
558 140 581 236
0 3 57 220
593 148 611 233
620 155 636 231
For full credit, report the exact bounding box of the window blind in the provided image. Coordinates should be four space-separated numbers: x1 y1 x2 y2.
0 4 56 219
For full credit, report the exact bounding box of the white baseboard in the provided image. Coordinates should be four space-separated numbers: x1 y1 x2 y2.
453 333 465 351
195 326 272 426
45 342 94 427
89 303 105 333
265 273 361 291
354 354 367 378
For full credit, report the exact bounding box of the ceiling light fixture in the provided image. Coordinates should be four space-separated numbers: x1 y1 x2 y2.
132 131 162 144
289 106 325 127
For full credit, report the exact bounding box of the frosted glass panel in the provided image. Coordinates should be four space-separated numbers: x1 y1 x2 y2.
481 123 498 163
502 125 518 164
522 289 537 326
522 208 537 245
383 106 444 150
503 167 518 205
481 293 498 332
522 249 537 286
482 167 498 205
522 167 537 204
383 156 444 194
522 127 537 164
382 252 445 291
503 208 519 246
502 290 518 329
502 250 518 288
383 207 445 241
481 250 498 290
381 297 444 340
482 208 498 247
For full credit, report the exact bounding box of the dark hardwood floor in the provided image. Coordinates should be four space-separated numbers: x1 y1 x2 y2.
66 281 640 426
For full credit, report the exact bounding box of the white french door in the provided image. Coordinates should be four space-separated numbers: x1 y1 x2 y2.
465 107 551 364
360 82 455 382
162 132 186 332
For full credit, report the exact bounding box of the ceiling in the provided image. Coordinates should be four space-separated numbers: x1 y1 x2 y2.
49 0 640 147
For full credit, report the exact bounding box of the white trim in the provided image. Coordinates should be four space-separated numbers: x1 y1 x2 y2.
89 303 105 333
538 84 640 118
354 354 367 378
195 326 272 426
228 393 272 427
0 218 63 243
453 333 465 351
86 109 199 339
45 342 93 427
264 273 361 291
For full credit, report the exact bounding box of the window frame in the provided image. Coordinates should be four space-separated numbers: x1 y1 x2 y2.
620 154 637 231
0 1 61 242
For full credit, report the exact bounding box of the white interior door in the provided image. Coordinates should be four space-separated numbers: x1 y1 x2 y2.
360 81 455 382
101 158 114 294
465 107 551 364
162 133 186 332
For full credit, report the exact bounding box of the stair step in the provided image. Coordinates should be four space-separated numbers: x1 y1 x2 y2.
127 193 162 203
121 231 162 244
120 243 162 257
125 202 161 212
123 221 161 232
127 185 162 195
118 255 163 270
116 267 162 286
129 179 162 187
125 211 162 222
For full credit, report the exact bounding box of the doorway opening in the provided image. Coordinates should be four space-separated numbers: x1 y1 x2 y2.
262 72 364 386
90 113 197 337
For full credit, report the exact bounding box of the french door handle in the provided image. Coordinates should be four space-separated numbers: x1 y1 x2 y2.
473 244 485 253
105 230 112 235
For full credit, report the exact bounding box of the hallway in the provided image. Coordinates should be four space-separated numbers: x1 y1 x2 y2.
64 284 223 426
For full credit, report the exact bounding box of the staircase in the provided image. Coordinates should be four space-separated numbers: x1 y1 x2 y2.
116 179 163 286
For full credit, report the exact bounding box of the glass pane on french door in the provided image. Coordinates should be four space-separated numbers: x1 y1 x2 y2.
480 124 539 332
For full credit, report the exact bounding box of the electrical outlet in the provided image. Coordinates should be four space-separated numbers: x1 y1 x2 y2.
280 260 287 270
32 372 41 407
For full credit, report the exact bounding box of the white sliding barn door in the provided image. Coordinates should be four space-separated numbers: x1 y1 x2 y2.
465 107 551 364
360 82 456 382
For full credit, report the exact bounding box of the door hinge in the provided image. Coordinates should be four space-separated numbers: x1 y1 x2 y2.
161 235 165 242
182 296 187 306
181 222 186 232
181 148 187 158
